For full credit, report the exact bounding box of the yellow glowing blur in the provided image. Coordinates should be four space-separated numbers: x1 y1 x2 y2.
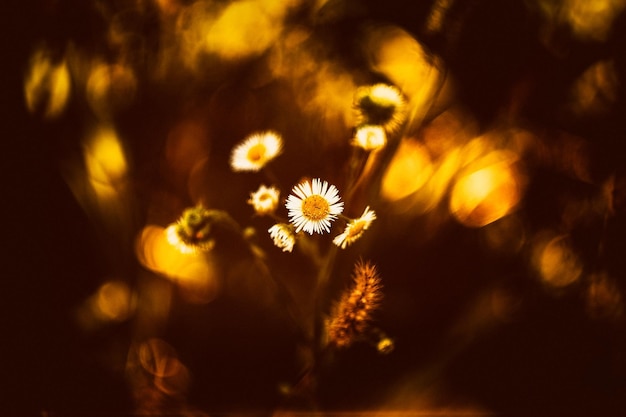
86 63 137 120
364 25 440 120
535 234 582 288
458 136 495 168
425 0 454 33
136 225 219 303
24 48 71 119
96 280 135 321
381 138 433 202
171 2 213 73
353 125 387 151
204 0 295 60
450 151 523 227
569 60 618 117
564 0 626 42
76 280 136 329
392 109 476 213
397 148 461 215
267 26 357 131
302 66 357 130
84 126 128 199
268 27 313 79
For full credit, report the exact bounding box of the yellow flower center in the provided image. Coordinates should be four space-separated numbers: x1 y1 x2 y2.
302 195 330 221
347 220 365 238
247 143 266 162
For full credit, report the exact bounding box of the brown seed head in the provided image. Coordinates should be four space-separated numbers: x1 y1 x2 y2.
326 259 382 348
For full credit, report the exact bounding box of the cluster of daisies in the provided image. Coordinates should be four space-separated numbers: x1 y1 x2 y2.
236 134 377 252
162 84 404 354
167 83 405 254
225 83 406 253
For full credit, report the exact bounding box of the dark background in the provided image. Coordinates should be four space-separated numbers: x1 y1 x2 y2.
4 0 626 415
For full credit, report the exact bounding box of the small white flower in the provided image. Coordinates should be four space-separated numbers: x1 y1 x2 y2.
333 206 377 249
268 223 296 252
248 184 280 215
230 131 283 172
352 125 387 151
286 178 344 234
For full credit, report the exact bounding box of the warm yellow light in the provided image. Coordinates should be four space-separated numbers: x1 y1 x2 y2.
76 279 136 329
425 0 454 33
302 66 357 132
564 0 626 41
364 25 440 121
267 27 313 79
95 280 135 322
353 125 387 151
568 60 618 117
418 148 461 212
204 0 287 60
136 225 220 303
381 138 433 202
171 2 213 73
267 26 357 132
397 109 476 214
86 63 137 120
84 126 128 188
459 169 492 204
449 151 523 227
24 48 71 119
535 234 582 288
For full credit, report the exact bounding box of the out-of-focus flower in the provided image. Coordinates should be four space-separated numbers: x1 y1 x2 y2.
230 131 283 172
24 48 71 120
268 223 296 252
286 178 344 234
86 63 137 120
354 83 406 134
333 206 377 249
165 206 217 254
377 337 395 354
352 125 387 151
326 259 383 349
248 184 280 215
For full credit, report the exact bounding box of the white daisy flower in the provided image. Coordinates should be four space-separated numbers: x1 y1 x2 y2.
230 131 283 172
248 184 280 215
333 206 377 249
286 178 344 234
352 125 387 151
268 223 296 252
354 83 406 134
